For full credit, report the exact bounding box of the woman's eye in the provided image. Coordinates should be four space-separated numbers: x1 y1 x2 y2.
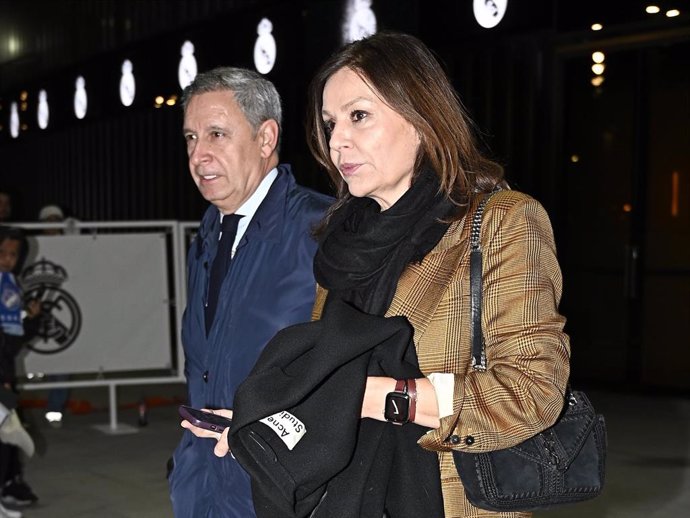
351 110 367 122
323 120 334 136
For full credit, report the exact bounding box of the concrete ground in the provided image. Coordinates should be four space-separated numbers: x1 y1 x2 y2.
8 388 690 517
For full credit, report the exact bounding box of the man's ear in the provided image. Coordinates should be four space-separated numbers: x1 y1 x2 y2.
258 119 279 158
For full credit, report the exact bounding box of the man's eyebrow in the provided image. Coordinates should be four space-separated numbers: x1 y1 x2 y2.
182 124 228 134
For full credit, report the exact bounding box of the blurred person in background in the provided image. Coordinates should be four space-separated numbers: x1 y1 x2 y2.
0 226 42 515
36 205 76 428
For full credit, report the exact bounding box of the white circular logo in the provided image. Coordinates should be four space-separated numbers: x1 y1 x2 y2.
343 0 377 44
178 40 198 90
473 0 508 29
119 59 136 107
74 76 88 119
253 18 277 75
37 89 49 129
9 101 19 138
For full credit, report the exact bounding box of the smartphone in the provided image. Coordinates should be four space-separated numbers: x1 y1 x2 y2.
178 405 233 433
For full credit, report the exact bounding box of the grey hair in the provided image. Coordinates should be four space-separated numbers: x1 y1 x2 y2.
181 67 282 138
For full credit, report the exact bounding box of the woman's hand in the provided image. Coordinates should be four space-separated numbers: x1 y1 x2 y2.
361 377 396 421
181 408 233 458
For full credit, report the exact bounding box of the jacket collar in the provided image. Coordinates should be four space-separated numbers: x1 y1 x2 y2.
196 164 294 259
242 163 293 246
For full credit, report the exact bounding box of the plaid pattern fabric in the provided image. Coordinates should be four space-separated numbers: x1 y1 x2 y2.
313 190 570 518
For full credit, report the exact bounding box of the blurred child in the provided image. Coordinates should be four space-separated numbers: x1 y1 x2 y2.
0 226 41 515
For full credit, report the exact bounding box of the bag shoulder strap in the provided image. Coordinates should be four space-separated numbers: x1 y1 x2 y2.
470 190 499 371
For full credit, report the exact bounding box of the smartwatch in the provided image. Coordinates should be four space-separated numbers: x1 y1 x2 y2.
384 379 417 425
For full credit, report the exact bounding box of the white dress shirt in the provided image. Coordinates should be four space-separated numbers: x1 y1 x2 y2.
217 167 278 258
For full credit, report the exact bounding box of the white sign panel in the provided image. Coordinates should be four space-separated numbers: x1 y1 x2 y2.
19 233 172 375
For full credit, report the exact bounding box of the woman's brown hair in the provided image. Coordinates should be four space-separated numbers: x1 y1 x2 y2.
306 32 506 220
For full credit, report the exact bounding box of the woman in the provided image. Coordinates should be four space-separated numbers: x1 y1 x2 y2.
306 32 570 517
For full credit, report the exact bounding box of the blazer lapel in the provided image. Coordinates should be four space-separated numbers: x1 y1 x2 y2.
386 217 470 343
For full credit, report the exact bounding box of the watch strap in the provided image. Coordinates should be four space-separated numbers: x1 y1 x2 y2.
394 379 406 394
407 378 417 423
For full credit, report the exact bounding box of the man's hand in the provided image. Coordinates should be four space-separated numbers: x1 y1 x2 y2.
181 408 233 458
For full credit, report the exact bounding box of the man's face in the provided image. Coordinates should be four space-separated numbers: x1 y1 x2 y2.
42 215 63 236
183 91 270 214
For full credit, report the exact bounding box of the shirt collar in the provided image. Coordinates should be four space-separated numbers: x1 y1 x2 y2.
218 167 278 223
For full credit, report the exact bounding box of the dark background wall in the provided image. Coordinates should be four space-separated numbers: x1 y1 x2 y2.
1 0 689 392
0 0 585 220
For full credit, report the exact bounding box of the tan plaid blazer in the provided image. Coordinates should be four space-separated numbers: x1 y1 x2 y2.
313 190 571 518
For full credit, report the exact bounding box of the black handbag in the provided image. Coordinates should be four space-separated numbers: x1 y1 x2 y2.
452 193 607 512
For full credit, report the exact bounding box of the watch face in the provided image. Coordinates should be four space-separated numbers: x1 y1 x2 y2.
384 392 410 423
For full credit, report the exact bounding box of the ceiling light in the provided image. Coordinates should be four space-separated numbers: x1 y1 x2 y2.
591 23 603 31
7 35 20 55
591 76 605 87
592 63 606 75
666 9 680 17
592 51 605 63
645 5 660 14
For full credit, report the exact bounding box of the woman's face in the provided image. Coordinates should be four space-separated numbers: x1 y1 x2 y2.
321 68 420 210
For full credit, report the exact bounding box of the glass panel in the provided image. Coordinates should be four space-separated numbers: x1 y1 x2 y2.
561 50 638 384
642 42 690 389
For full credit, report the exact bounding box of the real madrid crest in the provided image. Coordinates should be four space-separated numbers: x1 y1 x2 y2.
21 259 82 354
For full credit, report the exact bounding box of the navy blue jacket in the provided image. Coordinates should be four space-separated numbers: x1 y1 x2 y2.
169 165 331 518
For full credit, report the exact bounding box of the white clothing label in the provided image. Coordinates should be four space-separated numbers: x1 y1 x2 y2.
259 411 307 450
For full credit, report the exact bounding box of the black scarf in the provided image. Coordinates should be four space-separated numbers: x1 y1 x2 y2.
310 166 453 518
314 166 453 316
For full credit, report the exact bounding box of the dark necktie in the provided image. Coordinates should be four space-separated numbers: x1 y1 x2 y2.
206 214 242 336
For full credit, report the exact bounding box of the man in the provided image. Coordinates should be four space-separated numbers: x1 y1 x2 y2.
168 67 331 518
